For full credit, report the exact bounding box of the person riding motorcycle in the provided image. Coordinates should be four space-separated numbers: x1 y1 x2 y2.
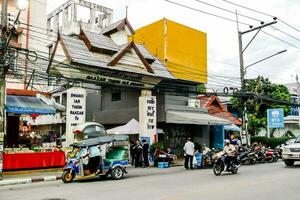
223 139 237 170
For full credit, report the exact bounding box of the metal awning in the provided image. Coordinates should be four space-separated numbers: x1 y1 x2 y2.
6 95 56 115
166 110 231 125
224 124 241 131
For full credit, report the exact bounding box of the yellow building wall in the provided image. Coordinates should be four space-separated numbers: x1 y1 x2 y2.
132 19 165 62
133 19 207 83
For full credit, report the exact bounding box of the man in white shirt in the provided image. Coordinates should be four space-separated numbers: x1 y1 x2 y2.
183 138 195 170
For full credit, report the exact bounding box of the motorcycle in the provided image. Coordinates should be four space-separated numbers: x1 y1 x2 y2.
213 152 241 176
254 147 266 163
238 146 255 165
264 149 274 163
239 151 251 165
202 148 220 168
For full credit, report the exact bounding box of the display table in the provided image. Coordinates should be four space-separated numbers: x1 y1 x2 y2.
3 151 66 171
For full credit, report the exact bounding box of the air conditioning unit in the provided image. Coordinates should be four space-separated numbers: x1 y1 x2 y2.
188 99 201 108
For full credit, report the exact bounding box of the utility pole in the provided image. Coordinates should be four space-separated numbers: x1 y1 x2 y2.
296 74 300 131
0 0 8 181
237 18 282 143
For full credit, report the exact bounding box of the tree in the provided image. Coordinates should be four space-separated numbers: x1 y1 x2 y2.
231 76 291 136
197 84 206 93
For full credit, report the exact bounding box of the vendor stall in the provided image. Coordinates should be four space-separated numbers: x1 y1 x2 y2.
3 89 65 171
3 151 65 170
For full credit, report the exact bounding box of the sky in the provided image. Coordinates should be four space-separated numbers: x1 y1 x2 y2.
46 0 300 90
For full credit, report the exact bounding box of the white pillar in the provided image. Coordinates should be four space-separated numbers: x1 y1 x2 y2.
139 90 157 144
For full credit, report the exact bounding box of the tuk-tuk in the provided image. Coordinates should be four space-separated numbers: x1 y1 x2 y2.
62 134 129 183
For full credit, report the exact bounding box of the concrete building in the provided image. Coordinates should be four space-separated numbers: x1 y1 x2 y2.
47 17 229 151
47 0 113 37
0 0 48 91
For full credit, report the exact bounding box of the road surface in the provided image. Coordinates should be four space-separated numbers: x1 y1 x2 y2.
0 162 299 200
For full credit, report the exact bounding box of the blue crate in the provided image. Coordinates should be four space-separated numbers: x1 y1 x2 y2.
158 162 166 168
164 162 169 168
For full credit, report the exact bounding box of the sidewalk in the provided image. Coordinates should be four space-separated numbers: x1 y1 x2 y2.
0 159 184 187
0 168 62 186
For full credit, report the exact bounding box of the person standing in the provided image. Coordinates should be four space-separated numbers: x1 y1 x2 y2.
133 140 143 167
183 138 195 170
142 139 150 167
130 140 136 166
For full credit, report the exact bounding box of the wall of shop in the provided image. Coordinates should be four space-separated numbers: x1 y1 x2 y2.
90 85 198 125
161 124 209 155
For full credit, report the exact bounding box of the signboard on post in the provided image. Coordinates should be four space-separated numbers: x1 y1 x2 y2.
267 108 284 137
65 87 86 146
139 95 156 144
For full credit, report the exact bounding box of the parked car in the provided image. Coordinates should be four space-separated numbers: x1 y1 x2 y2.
281 136 300 166
73 122 107 141
276 138 296 158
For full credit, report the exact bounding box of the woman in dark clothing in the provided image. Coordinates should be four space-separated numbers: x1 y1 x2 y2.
133 140 143 167
142 139 150 167
130 141 136 165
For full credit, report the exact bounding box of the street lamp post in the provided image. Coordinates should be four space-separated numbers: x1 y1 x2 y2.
296 74 300 131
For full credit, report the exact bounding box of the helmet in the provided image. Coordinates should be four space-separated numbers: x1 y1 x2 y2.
225 139 230 144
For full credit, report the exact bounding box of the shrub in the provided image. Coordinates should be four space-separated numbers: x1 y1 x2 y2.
251 136 292 148
150 142 164 153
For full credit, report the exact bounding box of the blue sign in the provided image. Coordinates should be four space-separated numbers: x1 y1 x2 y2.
267 108 284 128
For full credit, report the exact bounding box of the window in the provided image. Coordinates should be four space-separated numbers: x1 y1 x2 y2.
82 125 107 138
111 89 121 102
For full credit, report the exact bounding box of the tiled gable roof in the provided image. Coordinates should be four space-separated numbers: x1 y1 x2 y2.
197 95 241 125
55 34 174 79
101 18 135 36
81 29 120 53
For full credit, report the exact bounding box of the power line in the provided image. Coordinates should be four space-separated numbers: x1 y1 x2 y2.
192 0 300 43
165 0 250 26
222 0 300 33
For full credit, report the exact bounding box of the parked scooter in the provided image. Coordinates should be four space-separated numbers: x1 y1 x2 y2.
254 147 266 163
202 147 220 168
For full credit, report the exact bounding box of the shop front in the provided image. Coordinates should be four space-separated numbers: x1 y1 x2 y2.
163 108 231 154
3 90 65 171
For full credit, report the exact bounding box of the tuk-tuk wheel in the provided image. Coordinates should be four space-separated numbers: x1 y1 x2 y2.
111 166 124 180
62 170 75 183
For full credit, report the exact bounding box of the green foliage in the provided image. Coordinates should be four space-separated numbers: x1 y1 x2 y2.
197 84 206 93
150 142 164 153
282 130 296 138
231 76 291 136
251 136 292 148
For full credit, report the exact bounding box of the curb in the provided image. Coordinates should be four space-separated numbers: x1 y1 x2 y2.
0 175 61 186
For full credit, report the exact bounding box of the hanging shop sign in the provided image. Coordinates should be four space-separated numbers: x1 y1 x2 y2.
139 96 157 144
65 87 86 146
86 74 146 88
50 65 155 89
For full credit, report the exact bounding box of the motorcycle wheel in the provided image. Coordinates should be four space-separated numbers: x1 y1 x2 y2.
243 157 251 165
267 156 274 163
259 157 265 163
231 168 238 174
250 157 256 165
273 155 279 162
213 163 223 176
62 170 75 183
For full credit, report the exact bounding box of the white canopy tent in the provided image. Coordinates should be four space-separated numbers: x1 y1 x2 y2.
107 118 163 135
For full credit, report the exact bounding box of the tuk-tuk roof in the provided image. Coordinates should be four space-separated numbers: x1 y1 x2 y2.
72 134 128 147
